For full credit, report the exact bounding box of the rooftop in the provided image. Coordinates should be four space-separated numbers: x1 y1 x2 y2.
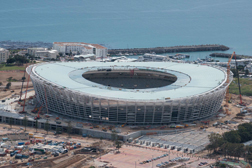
53 42 106 49
31 62 227 101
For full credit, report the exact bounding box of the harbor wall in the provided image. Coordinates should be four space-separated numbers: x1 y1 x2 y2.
210 53 252 59
108 44 229 55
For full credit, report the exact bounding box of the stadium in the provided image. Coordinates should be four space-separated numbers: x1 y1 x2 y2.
27 62 232 125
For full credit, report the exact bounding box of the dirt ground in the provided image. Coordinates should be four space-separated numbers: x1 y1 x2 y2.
0 70 33 99
0 70 28 83
89 145 215 168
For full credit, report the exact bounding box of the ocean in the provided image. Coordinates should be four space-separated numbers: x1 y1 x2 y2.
0 0 252 60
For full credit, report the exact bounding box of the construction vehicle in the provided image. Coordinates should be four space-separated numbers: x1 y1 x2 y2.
31 103 39 113
102 127 107 132
200 125 208 129
108 125 115 130
56 117 60 120
175 125 184 129
45 114 52 118
121 123 126 128
34 106 42 120
93 125 99 128
201 120 210 125
32 108 38 113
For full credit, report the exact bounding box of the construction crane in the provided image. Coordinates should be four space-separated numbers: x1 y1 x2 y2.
225 52 235 115
19 69 26 102
19 68 32 114
234 53 246 106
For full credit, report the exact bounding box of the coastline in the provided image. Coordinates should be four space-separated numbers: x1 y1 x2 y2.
108 44 229 56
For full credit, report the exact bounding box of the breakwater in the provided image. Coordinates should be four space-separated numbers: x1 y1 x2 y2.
108 44 229 55
210 53 252 59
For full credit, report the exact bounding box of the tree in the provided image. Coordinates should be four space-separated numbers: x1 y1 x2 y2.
23 115 28 132
245 70 249 76
111 130 122 152
245 146 252 163
45 119 49 134
223 130 241 143
67 121 72 138
6 57 15 64
7 77 12 82
14 55 29 65
22 76 26 81
115 139 122 152
35 119 38 133
231 68 238 78
220 142 229 158
111 130 117 141
207 133 224 153
9 117 14 129
234 143 244 160
238 126 252 143
6 82 11 89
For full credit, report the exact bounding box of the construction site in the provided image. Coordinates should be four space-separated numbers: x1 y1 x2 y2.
0 52 252 167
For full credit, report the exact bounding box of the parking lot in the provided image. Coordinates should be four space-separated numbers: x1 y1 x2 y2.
96 145 215 168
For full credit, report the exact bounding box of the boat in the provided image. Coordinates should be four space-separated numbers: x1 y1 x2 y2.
139 53 168 62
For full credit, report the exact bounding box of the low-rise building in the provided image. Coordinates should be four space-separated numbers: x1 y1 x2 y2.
17 50 27 56
0 48 10 63
53 42 108 58
35 50 58 59
244 63 252 73
27 48 47 56
231 59 252 67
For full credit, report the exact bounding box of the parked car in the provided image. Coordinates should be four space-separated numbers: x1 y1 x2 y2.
62 149 68 154
53 152 59 157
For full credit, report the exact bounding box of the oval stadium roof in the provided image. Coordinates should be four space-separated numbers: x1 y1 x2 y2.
32 62 226 101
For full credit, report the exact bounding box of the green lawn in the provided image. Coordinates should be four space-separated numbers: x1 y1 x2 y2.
0 64 26 71
229 78 252 96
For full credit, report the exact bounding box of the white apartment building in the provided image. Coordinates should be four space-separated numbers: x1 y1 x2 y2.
17 50 28 56
27 48 47 56
35 50 58 59
53 42 108 58
0 48 10 63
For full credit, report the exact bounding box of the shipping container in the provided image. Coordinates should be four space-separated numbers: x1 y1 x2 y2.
18 142 24 145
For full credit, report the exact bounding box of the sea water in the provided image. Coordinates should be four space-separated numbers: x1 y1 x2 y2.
0 0 252 60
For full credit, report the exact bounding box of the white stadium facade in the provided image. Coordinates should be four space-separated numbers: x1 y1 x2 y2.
27 62 232 125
